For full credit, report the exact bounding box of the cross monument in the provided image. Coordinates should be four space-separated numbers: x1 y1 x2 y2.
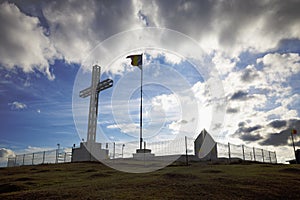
79 65 113 145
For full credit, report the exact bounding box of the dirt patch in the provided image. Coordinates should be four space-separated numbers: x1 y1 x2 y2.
163 173 198 179
89 173 111 178
85 169 98 173
15 177 34 182
201 169 223 173
0 184 23 194
279 168 300 174
37 169 50 173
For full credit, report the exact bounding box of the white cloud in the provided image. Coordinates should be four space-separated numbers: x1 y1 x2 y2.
0 2 58 80
107 123 139 134
24 146 53 153
0 148 15 158
9 101 27 110
257 53 300 84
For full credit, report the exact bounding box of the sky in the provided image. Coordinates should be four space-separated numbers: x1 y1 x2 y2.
1 0 300 165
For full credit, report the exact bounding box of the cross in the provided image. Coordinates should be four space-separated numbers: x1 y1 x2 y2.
79 65 113 145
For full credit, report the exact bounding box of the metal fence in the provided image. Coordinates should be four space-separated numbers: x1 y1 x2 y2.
105 137 195 159
216 142 277 163
7 138 277 167
7 147 72 167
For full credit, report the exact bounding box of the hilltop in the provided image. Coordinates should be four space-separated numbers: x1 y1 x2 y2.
1 162 300 199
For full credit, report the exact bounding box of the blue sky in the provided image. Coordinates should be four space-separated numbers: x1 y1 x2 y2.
1 0 300 164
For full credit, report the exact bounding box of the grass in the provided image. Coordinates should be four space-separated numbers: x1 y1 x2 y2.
0 161 300 199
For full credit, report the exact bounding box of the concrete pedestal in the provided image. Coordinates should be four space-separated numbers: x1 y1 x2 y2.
72 142 108 162
133 149 155 160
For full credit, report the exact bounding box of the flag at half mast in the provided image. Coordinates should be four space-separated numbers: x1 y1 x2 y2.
126 54 142 69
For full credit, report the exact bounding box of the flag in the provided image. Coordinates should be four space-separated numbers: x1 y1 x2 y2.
292 129 297 134
126 54 142 69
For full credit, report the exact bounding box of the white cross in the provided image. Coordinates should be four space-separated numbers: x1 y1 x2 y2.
79 65 113 144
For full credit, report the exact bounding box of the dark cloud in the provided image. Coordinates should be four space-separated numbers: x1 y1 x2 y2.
213 123 222 130
240 134 263 142
230 90 250 101
238 121 246 127
259 130 290 146
148 0 300 55
226 107 239 113
241 67 259 82
236 124 262 134
260 119 300 146
234 122 263 142
268 120 287 129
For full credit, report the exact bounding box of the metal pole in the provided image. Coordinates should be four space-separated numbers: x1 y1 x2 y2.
32 153 34 165
274 151 277 164
113 142 115 159
56 143 60 164
185 136 188 166
139 61 143 150
64 153 67 163
14 155 17 166
261 149 264 163
42 151 45 164
242 145 245 160
291 131 297 164
269 151 271 163
228 142 231 163
122 144 125 158
22 154 25 165
253 147 256 161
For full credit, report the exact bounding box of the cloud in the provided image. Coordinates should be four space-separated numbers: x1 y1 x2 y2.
43 0 142 64
140 0 300 56
257 53 300 84
233 121 263 142
9 101 27 110
240 134 263 142
260 119 300 146
226 107 239 114
0 2 58 80
0 148 15 158
230 90 250 101
235 122 262 134
107 123 139 135
240 65 260 83
268 120 287 129
25 146 53 153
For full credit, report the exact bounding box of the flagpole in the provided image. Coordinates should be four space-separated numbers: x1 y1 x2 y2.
291 130 297 164
139 54 143 150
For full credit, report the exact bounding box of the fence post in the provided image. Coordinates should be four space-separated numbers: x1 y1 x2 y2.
261 149 264 163
228 142 231 163
242 145 245 160
14 155 17 166
42 151 45 164
56 149 58 164
185 136 188 166
113 142 115 159
253 147 256 161
274 151 277 164
32 153 35 165
22 154 25 165
269 151 271 163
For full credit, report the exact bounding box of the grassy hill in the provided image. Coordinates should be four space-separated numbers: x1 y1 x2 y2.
1 161 300 199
